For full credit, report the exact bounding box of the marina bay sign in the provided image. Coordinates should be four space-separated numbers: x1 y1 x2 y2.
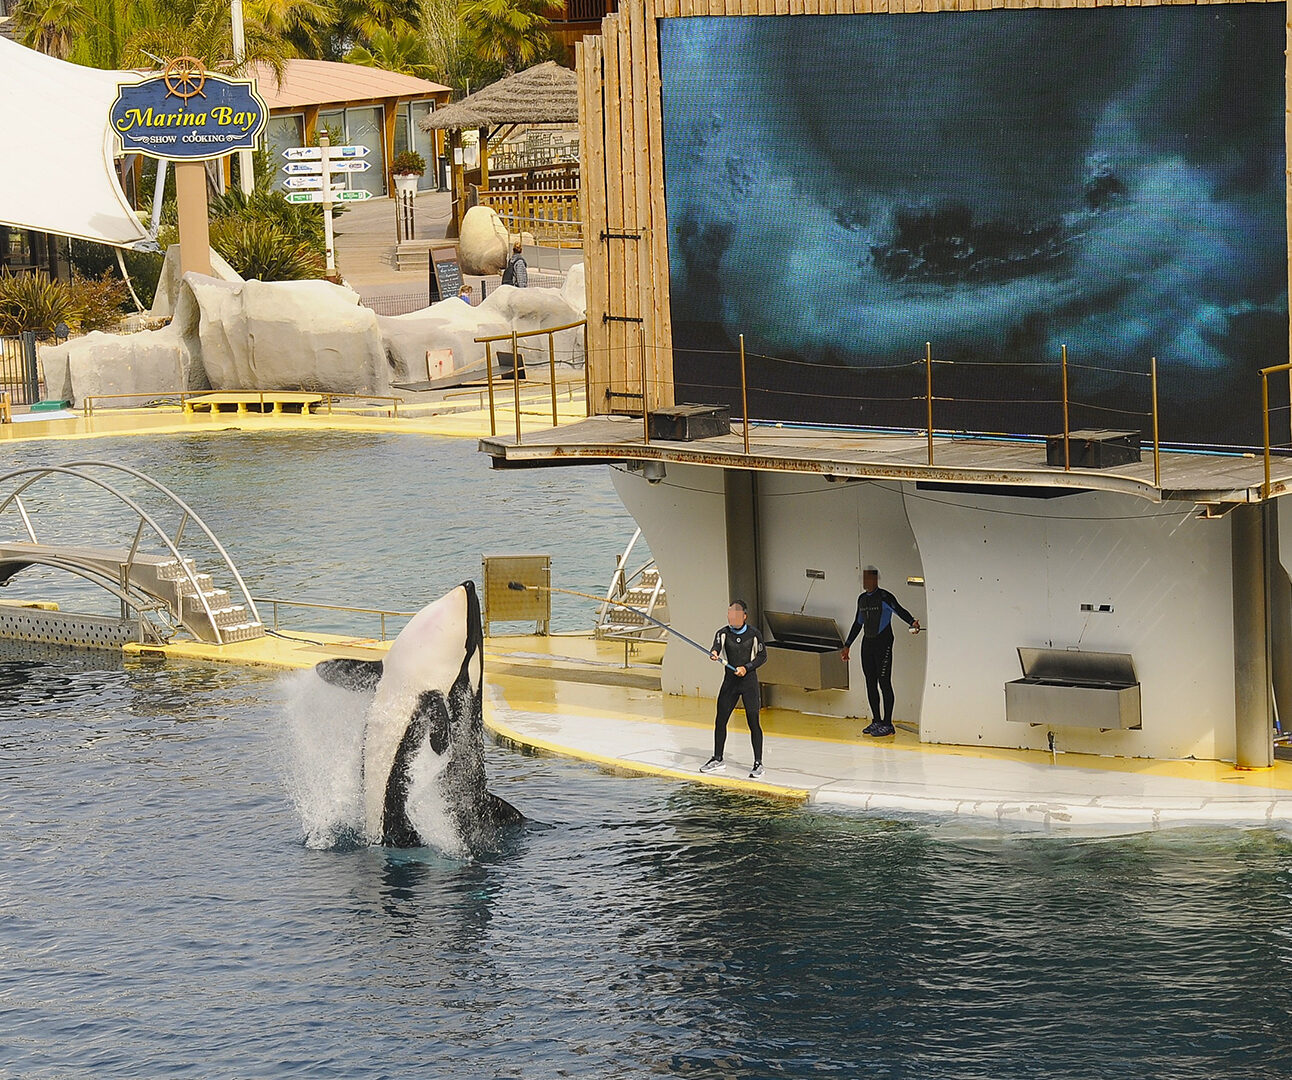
111 59 267 161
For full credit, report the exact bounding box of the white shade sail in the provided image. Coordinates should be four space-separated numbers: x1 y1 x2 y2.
0 37 152 249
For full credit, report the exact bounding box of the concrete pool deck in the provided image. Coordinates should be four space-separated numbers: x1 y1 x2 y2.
128 626 1292 834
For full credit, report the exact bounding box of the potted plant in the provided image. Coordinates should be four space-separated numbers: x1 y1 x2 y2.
391 150 426 197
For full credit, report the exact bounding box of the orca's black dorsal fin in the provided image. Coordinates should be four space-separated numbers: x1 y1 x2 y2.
314 658 385 695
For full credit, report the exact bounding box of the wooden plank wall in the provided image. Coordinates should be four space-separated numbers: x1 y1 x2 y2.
580 0 1281 415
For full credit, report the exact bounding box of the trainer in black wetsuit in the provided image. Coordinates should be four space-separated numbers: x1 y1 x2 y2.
840 566 920 737
701 600 768 778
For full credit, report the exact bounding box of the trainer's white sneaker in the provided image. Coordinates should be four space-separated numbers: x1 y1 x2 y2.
699 757 725 774
748 762 765 779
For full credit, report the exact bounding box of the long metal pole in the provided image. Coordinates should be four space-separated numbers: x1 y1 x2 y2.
512 329 522 444
740 333 750 455
484 341 496 436
925 341 933 466
1233 503 1274 769
321 134 336 279
1151 356 1160 489
231 0 253 195
548 331 558 427
1061 343 1071 470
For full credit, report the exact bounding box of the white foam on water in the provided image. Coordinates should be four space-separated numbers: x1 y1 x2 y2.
274 670 466 855
274 670 366 849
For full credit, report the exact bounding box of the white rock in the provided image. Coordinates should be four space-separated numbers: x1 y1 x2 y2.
458 206 509 275
149 244 242 318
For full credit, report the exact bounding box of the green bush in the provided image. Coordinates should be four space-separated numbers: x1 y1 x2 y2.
0 270 79 337
209 220 325 281
392 149 426 176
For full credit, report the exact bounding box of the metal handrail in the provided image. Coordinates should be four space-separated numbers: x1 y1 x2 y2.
474 319 588 445
80 390 403 418
83 391 198 414
1259 361 1292 499
253 595 418 641
62 461 262 627
0 465 228 643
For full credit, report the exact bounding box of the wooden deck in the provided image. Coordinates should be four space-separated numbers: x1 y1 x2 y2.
480 418 1292 505
184 392 323 416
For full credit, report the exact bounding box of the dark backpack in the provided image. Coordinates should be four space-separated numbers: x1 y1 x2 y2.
500 256 517 287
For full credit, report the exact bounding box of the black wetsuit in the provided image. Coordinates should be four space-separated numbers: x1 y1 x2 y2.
843 588 916 726
711 623 767 761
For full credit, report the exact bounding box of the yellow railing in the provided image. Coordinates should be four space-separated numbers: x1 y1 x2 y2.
81 390 403 417
476 188 581 245
475 319 589 443
253 596 419 641
1260 361 1292 499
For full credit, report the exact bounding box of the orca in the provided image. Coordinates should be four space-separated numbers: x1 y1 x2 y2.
314 580 522 850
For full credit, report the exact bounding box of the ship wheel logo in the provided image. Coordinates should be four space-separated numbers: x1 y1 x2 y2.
162 56 208 102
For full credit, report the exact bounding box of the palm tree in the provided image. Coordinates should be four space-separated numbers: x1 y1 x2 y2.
248 0 335 58
346 26 436 80
332 0 419 51
458 0 563 76
10 0 92 59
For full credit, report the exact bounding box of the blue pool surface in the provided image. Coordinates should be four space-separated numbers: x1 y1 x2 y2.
2 433 1292 1078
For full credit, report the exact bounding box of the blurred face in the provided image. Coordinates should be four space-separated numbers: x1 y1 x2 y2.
728 604 747 628
863 570 879 592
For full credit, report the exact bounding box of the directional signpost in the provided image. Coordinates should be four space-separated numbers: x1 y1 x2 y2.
281 137 375 278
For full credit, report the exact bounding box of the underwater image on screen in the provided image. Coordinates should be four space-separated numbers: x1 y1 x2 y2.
659 5 1288 448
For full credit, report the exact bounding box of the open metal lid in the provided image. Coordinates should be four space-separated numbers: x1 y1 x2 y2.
1017 647 1138 685
765 610 845 648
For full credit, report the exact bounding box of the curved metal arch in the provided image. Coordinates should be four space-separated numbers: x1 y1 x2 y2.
0 465 226 644
0 555 173 644
59 460 261 625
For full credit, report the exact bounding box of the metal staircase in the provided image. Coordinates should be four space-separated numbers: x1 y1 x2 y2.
0 463 265 646
594 528 668 641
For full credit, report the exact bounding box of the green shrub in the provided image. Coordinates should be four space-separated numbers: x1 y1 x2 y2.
209 220 325 281
392 149 426 176
0 270 79 337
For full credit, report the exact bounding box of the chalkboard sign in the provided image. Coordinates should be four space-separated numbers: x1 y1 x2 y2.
429 246 463 303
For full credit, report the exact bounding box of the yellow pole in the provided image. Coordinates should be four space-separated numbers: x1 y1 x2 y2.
548 331 558 427
1263 370 1271 500
583 321 591 417
174 161 213 278
1150 356 1160 490
740 333 750 455
512 329 522 444
925 341 933 466
1061 344 1071 471
640 327 650 445
484 341 496 437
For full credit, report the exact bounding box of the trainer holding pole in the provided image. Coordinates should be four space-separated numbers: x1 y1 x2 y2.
700 600 767 779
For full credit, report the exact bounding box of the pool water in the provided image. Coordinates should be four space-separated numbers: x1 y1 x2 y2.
3 433 1292 1078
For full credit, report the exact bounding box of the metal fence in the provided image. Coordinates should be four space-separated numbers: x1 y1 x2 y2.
0 333 40 405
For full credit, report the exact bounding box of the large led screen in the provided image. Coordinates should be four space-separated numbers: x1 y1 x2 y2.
659 5 1288 449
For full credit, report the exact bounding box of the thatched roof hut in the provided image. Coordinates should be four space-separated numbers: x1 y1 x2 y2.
419 62 578 132
421 62 579 235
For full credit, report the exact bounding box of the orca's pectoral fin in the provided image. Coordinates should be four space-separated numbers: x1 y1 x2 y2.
485 791 525 826
315 658 385 695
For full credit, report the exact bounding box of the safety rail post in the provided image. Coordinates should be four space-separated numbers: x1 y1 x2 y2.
740 333 750 455
485 342 497 437
1061 344 1071 471
925 341 933 466
1263 367 1272 500
548 331 558 427
583 322 591 417
512 330 522 444
640 327 650 446
1150 356 1161 490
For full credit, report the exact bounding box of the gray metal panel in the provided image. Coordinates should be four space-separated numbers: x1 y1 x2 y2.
765 609 845 649
1005 680 1142 730
1016 647 1137 686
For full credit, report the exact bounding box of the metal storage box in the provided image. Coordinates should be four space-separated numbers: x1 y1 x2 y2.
647 404 731 441
760 610 849 691
1045 428 1141 469
1005 648 1141 730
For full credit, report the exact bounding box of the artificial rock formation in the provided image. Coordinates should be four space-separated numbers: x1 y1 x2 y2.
457 205 510 275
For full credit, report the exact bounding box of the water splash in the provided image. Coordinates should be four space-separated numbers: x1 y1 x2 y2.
273 670 466 855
